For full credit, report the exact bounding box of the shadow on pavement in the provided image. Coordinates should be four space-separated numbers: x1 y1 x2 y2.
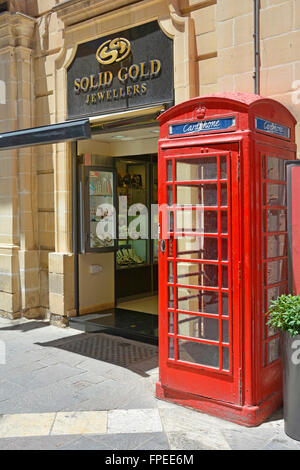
36 332 158 378
265 407 284 423
0 321 50 332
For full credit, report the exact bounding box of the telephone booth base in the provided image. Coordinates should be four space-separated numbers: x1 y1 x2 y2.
156 382 282 427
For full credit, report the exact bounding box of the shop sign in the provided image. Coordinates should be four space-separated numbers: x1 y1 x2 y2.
169 117 236 137
255 117 291 139
67 22 174 119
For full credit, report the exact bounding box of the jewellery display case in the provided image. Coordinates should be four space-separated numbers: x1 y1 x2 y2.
115 156 158 299
83 166 117 252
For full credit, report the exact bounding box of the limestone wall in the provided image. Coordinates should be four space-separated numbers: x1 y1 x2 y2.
0 0 299 323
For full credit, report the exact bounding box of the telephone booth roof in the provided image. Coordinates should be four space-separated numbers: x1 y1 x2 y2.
158 92 296 142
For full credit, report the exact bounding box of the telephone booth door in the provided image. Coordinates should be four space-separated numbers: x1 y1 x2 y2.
158 143 241 406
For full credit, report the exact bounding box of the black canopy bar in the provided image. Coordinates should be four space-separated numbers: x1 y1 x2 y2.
0 119 91 151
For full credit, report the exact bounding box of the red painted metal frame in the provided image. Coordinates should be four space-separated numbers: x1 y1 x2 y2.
291 166 300 294
156 93 297 426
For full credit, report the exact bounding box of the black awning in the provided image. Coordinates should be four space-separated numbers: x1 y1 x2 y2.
0 119 91 151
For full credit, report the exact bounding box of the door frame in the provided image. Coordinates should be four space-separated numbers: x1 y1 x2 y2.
158 141 242 405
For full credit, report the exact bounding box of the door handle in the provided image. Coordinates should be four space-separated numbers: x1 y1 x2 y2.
160 239 166 253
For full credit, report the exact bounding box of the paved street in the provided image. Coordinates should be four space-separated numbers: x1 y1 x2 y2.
0 316 299 450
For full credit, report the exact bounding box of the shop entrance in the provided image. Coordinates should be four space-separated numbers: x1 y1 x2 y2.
70 123 159 343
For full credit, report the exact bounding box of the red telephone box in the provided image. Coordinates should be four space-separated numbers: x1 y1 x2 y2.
156 92 297 426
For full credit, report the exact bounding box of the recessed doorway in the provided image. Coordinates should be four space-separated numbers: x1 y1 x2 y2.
70 123 159 343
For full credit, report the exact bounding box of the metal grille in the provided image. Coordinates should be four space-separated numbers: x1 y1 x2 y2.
57 333 158 367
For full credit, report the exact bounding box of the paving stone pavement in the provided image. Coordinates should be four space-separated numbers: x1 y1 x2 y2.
0 317 300 450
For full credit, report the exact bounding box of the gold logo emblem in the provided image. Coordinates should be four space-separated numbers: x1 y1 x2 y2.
96 38 131 65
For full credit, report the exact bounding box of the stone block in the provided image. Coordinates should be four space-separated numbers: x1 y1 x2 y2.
234 72 255 94
260 2 293 39
217 0 252 21
199 83 218 95
261 64 294 96
51 411 107 435
48 252 73 275
218 43 253 76
196 31 217 57
234 14 253 45
0 291 20 313
0 273 18 294
198 57 217 85
261 31 300 68
191 5 216 36
218 74 235 92
217 19 233 49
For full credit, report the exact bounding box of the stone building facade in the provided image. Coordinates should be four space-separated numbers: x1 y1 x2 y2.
0 0 299 326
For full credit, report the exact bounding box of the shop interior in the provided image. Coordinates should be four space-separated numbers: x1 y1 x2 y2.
70 122 159 343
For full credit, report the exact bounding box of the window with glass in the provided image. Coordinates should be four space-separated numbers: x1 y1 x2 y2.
166 153 231 372
262 155 288 366
84 167 116 251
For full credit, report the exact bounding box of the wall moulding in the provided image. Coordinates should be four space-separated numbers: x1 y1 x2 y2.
54 0 144 27
0 11 36 48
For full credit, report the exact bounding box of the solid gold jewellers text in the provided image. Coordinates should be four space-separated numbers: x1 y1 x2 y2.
74 59 161 105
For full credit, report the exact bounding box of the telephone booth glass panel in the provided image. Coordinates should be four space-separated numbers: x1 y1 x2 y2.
261 154 288 367
164 149 236 385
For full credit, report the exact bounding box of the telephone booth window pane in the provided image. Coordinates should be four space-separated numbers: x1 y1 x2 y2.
266 209 287 232
176 184 218 206
169 337 175 359
222 266 229 288
167 186 173 206
168 211 174 232
222 348 230 371
267 323 278 338
267 285 287 309
167 161 173 181
177 262 218 287
200 263 219 287
266 286 279 311
177 287 219 314
203 238 219 260
178 314 219 341
267 234 287 258
221 212 228 234
222 293 229 316
266 259 288 285
177 237 218 261
268 337 280 364
176 210 218 234
178 339 219 368
176 158 217 181
168 312 174 334
221 184 228 207
205 211 218 233
262 212 265 233
264 183 286 206
221 238 228 261
267 157 285 181
168 262 174 282
262 155 288 368
222 320 229 343
168 287 174 308
220 156 227 179
263 344 267 367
